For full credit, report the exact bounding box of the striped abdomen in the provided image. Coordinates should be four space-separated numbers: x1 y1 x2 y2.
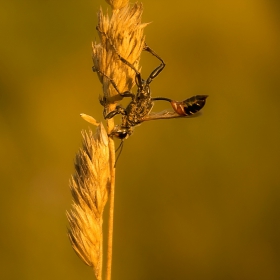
171 95 208 116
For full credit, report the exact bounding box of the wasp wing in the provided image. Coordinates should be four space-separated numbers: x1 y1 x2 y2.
141 110 202 122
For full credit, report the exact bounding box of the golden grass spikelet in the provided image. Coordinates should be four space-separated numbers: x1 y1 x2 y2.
92 2 148 105
91 3 148 279
68 2 148 279
67 123 110 280
105 0 129 10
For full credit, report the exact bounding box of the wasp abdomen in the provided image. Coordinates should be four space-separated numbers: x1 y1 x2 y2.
171 95 208 116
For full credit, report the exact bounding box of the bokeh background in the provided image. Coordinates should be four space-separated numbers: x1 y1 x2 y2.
1 0 280 279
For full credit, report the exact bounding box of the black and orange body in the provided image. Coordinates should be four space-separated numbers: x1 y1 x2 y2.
94 38 208 140
170 95 208 116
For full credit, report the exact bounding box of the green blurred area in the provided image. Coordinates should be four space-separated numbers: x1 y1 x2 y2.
1 0 280 279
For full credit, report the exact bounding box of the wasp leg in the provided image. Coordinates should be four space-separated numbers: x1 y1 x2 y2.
96 26 141 74
143 44 166 85
96 26 166 92
93 65 134 99
104 105 127 119
96 26 144 90
113 42 166 88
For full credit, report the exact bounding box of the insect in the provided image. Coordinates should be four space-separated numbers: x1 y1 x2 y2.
108 94 208 140
98 45 207 140
93 27 208 140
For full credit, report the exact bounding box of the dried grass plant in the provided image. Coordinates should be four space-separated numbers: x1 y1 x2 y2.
67 125 109 280
67 1 148 279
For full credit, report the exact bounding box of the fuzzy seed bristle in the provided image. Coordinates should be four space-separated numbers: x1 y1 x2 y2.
67 124 110 279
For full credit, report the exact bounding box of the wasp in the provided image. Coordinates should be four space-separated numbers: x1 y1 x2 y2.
97 47 207 139
93 28 208 140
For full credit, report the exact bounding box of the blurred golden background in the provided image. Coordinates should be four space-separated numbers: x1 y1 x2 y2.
1 0 280 279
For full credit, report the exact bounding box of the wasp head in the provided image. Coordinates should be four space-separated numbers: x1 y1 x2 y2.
109 125 134 140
